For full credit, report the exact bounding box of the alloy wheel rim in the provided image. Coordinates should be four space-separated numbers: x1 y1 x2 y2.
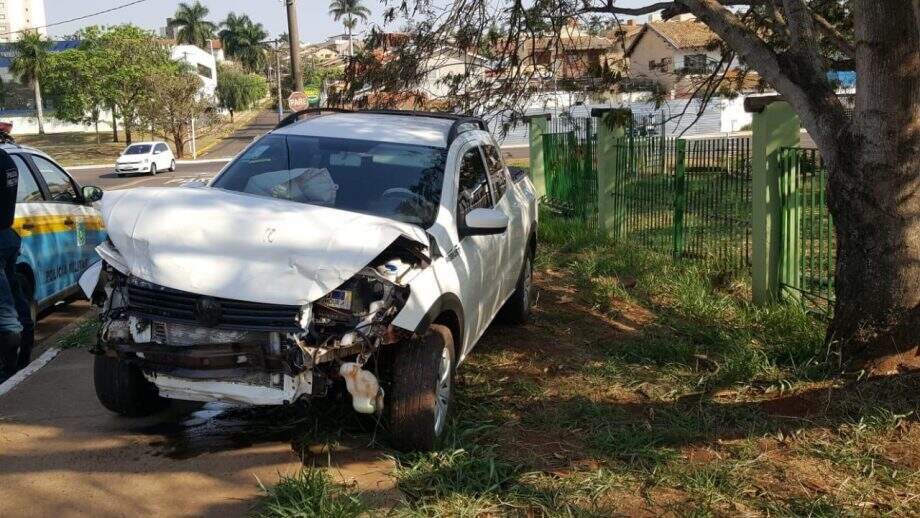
434 345 451 435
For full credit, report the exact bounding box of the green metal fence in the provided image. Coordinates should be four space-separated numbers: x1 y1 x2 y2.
542 117 598 224
779 147 836 308
606 135 753 269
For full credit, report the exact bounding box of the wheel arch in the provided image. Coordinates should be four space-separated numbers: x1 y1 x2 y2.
14 262 35 295
412 292 464 351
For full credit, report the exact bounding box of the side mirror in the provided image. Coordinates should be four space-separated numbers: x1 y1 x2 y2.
82 185 103 203
507 166 528 181
460 208 508 238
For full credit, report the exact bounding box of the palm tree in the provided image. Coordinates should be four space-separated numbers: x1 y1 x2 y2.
168 1 216 49
219 13 268 73
328 0 371 57
10 31 51 134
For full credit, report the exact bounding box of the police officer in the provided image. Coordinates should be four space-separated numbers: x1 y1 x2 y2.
0 143 34 383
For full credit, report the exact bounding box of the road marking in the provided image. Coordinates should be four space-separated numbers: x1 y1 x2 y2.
0 347 61 398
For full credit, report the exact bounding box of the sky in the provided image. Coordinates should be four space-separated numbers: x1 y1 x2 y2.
44 0 653 43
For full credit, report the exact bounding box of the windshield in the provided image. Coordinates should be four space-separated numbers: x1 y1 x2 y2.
124 145 151 155
212 134 447 226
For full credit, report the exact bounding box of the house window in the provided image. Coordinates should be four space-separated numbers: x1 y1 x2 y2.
683 54 709 72
196 63 213 79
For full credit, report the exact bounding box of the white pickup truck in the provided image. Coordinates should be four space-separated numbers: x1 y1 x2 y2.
82 110 538 451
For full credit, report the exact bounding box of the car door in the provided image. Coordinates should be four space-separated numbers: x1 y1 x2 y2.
9 154 55 303
27 153 100 292
480 141 526 311
155 143 171 169
453 141 504 343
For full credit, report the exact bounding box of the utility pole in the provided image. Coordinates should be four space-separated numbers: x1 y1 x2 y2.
285 0 304 94
275 42 284 122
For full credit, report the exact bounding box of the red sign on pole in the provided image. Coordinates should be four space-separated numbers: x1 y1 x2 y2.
288 91 309 112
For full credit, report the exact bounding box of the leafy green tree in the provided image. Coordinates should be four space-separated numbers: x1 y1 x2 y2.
10 31 52 134
328 0 371 57
216 63 268 122
44 43 113 144
218 12 268 72
81 25 176 144
168 1 216 48
138 71 209 158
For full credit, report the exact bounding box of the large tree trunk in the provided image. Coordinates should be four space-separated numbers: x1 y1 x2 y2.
826 0 920 372
32 79 44 135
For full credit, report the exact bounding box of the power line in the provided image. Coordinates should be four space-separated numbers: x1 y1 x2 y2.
0 0 153 38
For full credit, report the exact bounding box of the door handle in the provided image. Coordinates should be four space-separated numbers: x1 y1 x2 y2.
63 218 75 227
21 223 35 230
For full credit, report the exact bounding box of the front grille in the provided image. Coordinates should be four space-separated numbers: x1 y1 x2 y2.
127 278 301 332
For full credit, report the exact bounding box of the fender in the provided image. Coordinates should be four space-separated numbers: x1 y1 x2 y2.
411 292 464 340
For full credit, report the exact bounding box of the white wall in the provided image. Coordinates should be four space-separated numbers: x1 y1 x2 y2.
170 45 218 100
0 0 47 42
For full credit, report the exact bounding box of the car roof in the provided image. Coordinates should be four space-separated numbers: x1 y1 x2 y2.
125 141 163 147
272 112 456 148
1 143 52 161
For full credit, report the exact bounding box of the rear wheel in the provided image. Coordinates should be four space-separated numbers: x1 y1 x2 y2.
386 324 454 451
499 250 534 324
116 173 124 178
93 354 166 416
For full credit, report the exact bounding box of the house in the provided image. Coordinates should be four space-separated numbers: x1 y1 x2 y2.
519 21 622 80
625 18 725 95
348 41 489 109
170 44 218 99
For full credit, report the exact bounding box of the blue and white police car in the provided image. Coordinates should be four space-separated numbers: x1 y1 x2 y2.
5 143 106 318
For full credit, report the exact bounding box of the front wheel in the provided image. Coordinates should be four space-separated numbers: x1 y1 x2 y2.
93 354 166 416
149 163 157 176
386 324 455 451
169 159 176 172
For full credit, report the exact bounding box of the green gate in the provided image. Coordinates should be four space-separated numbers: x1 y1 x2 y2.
542 117 598 223
778 147 836 308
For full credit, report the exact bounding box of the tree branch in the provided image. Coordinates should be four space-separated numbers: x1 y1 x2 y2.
813 12 854 57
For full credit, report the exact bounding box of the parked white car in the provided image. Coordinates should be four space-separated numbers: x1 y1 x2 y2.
82 110 538 451
115 142 175 177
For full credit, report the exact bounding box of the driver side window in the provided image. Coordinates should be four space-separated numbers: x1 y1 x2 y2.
31 155 79 203
456 146 492 222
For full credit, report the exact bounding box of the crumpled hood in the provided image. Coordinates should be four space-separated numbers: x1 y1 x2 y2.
101 187 429 305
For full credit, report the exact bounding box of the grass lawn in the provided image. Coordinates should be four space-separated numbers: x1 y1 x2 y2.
251 213 919 516
16 107 265 167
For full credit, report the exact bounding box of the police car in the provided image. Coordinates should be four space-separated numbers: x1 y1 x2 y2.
4 143 106 318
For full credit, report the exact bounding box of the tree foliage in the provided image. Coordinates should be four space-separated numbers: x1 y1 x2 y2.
168 1 216 48
10 30 52 134
138 71 209 158
219 12 268 72
216 63 268 121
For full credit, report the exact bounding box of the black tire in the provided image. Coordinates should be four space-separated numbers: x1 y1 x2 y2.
499 250 534 325
93 354 166 416
386 324 455 452
14 271 36 325
116 173 124 178
169 159 176 172
149 163 157 176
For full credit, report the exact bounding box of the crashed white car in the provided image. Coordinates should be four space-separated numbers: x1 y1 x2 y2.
82 110 538 450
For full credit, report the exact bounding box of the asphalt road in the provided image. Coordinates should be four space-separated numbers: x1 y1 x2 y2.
70 159 230 191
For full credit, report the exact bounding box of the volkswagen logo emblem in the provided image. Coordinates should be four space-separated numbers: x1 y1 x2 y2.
194 297 222 327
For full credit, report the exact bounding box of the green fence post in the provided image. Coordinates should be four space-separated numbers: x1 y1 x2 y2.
749 99 800 304
595 110 627 239
528 114 549 201
672 139 687 259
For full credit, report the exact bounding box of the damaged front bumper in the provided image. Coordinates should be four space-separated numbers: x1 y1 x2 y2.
85 240 424 409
